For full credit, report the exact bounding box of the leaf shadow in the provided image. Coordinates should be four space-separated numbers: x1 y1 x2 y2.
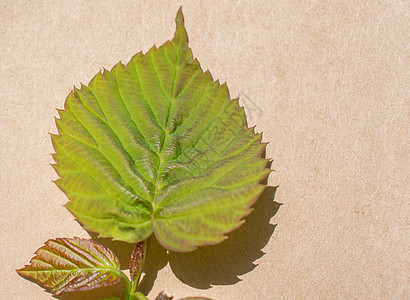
55 160 279 297
139 186 280 292
138 235 169 294
57 283 125 300
170 186 279 289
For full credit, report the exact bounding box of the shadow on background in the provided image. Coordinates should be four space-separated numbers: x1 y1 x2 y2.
139 186 280 292
51 173 280 298
168 186 279 289
27 185 279 299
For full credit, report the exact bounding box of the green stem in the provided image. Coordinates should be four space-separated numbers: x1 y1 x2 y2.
131 292 149 300
119 271 132 300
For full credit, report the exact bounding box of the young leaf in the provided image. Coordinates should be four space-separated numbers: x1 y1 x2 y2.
17 237 121 295
52 8 270 252
130 241 146 282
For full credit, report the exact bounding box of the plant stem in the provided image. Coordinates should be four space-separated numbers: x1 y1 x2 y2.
131 292 150 300
119 271 132 300
120 240 148 300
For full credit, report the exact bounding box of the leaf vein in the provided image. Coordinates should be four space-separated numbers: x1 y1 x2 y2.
66 100 150 202
55 140 147 209
131 59 166 132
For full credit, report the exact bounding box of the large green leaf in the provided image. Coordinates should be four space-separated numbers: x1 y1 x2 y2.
52 8 270 252
17 237 121 295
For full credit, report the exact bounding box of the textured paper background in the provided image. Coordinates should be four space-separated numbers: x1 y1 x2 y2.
1 1 408 299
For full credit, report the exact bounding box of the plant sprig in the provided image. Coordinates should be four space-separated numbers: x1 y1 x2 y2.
17 7 270 299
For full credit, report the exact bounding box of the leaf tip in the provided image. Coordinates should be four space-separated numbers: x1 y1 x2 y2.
16 267 25 276
174 6 188 45
79 82 87 90
176 6 184 25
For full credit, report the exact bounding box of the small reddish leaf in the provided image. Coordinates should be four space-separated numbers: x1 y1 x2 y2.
129 240 146 281
17 237 121 296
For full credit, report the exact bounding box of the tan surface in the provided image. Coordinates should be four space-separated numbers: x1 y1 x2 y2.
1 1 408 299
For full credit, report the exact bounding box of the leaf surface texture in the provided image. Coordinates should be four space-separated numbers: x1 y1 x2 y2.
17 237 121 295
52 8 270 252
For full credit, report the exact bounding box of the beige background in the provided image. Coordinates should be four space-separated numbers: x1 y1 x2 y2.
1 1 408 299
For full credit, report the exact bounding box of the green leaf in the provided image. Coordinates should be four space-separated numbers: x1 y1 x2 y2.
17 237 121 295
52 7 270 252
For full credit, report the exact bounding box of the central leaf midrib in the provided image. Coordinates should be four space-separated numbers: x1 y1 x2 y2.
150 44 181 214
